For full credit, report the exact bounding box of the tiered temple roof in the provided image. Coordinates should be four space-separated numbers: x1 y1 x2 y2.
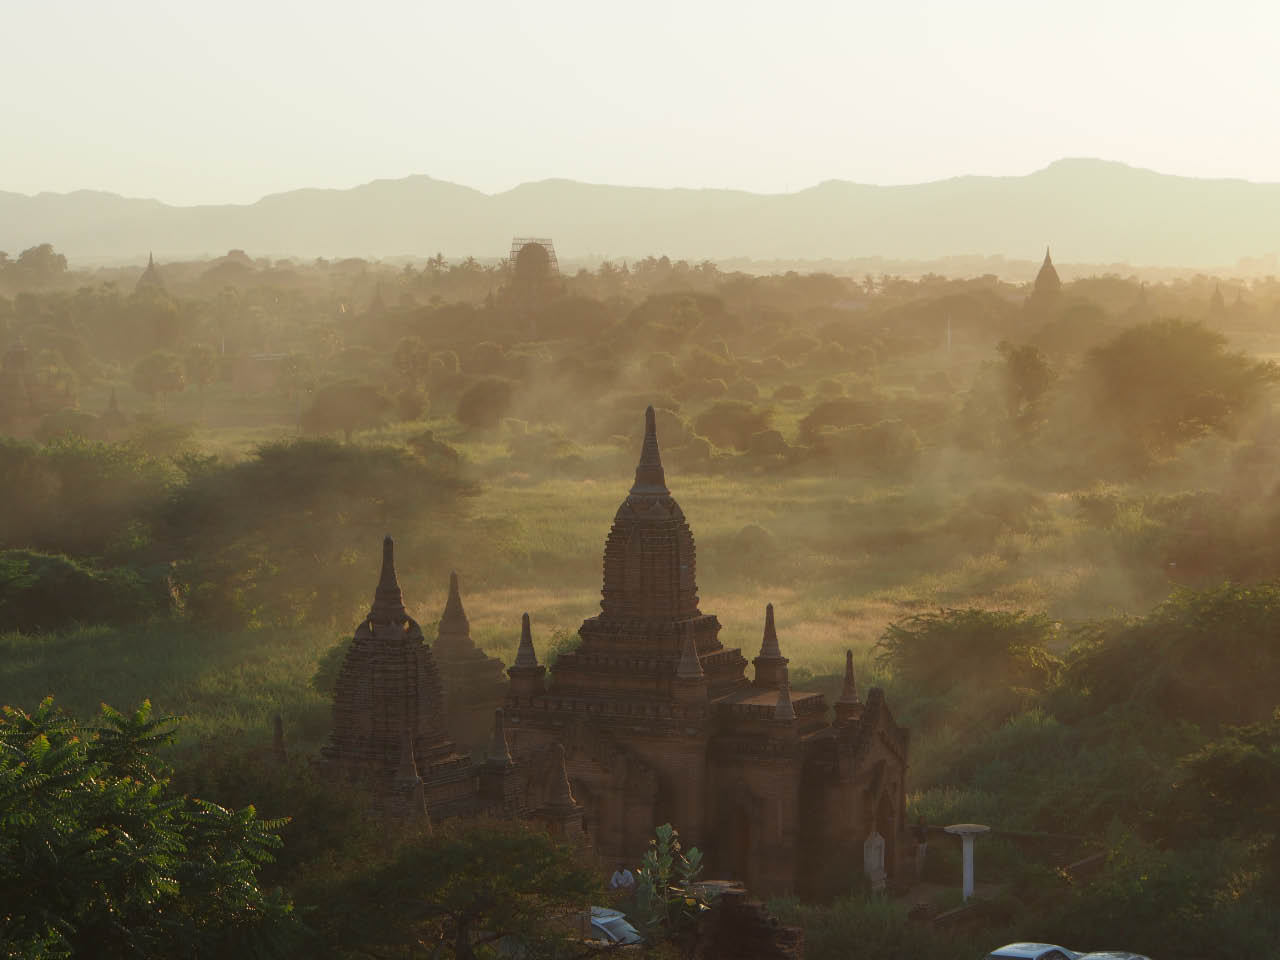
540 406 750 709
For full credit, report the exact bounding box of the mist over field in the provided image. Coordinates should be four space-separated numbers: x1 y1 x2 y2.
4 228 1280 957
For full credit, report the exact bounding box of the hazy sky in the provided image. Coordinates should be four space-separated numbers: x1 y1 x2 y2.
4 0 1278 204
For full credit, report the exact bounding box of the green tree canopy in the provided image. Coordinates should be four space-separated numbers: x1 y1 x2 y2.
1083 318 1279 457
875 608 1061 725
324 820 601 959
159 437 474 626
0 698 302 959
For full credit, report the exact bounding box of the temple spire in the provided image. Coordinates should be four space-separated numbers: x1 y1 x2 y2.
487 708 513 767
369 535 408 624
752 603 790 689
759 603 782 659
513 613 539 668
676 627 704 680
630 405 669 495
838 649 860 705
1043 246 1052 267
443 570 466 623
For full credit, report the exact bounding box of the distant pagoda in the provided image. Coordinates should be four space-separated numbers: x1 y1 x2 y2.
135 252 166 294
1027 246 1061 312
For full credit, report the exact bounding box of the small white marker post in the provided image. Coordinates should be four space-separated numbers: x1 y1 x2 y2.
944 823 990 902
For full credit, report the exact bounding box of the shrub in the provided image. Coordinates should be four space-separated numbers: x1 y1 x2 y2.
301 380 392 442
468 340 506 375
455 377 514 431
671 377 726 403
694 402 772 451
35 409 101 443
679 345 736 382
395 387 428 421
770 333 820 362
875 608 1061 723
816 420 922 473
799 395 887 442
815 378 845 398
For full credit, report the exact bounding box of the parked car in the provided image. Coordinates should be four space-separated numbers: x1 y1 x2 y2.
986 944 1080 960
986 943 1150 960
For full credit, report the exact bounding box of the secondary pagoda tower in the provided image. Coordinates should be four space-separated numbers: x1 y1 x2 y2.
433 571 508 745
321 537 498 819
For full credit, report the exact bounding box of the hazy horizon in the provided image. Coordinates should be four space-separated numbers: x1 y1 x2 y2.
8 156 1280 210
5 1 1280 205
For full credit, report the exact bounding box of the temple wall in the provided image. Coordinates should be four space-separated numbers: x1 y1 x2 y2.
707 748 803 897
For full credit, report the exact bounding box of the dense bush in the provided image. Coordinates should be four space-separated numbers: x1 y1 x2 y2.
876 608 1061 725
0 550 168 630
160 438 474 627
798 394 887 441
0 436 176 559
1060 582 1280 728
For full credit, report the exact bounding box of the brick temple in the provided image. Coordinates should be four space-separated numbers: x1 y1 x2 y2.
503 406 911 898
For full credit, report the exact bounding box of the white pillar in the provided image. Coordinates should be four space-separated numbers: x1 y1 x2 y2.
961 834 975 902
944 823 989 904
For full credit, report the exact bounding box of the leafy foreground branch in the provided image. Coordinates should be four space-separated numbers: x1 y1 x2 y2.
0 697 306 960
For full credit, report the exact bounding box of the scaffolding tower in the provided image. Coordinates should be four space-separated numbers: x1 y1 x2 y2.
508 238 560 275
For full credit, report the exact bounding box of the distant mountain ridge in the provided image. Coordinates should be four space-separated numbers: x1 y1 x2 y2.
2 159 1278 266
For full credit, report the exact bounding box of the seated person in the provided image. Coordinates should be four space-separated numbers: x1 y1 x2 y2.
608 862 636 892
